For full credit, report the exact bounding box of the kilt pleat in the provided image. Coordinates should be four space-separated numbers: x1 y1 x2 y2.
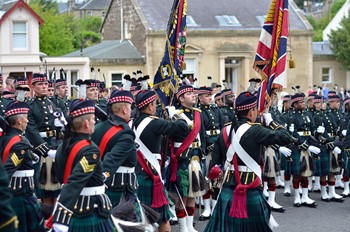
204 187 272 232
68 213 116 232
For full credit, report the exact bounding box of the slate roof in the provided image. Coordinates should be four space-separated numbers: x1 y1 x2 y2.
135 0 311 31
313 41 333 55
79 0 111 10
0 0 17 11
64 40 144 60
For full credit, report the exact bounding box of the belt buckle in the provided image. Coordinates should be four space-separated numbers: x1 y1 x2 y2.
192 142 199 148
47 130 55 138
211 130 217 135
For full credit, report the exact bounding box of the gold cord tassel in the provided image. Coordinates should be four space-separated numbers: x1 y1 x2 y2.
289 52 295 69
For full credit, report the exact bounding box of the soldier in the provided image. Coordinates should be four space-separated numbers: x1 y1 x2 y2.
306 93 316 113
204 91 292 232
287 93 320 208
98 82 108 107
197 86 225 220
52 99 116 232
14 77 31 102
213 92 223 108
91 90 138 207
47 80 54 97
220 89 236 123
0 100 45 231
55 78 69 108
133 90 188 232
168 85 206 232
25 73 66 208
342 97 350 196
0 73 3 95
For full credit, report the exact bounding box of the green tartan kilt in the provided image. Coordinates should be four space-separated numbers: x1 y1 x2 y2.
343 154 350 177
68 213 116 232
105 189 124 208
137 174 173 224
11 194 45 232
280 153 287 171
204 187 272 232
314 146 330 176
290 147 302 176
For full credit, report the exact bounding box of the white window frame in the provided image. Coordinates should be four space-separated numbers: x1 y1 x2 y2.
12 21 27 50
111 73 123 87
321 67 332 84
215 15 241 26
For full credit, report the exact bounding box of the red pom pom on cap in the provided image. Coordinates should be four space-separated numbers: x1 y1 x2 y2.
245 92 250 97
208 165 222 179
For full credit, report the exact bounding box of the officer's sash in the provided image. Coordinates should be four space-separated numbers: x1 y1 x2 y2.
2 135 21 164
99 126 123 158
170 110 201 182
64 140 91 184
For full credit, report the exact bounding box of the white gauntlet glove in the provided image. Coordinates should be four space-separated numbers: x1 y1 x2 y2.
262 112 273 126
342 130 347 136
48 149 57 158
53 223 69 232
289 124 295 133
278 146 292 157
333 146 342 155
54 114 68 128
307 145 321 154
316 126 325 134
166 106 177 118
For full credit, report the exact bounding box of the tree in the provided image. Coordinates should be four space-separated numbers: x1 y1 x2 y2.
329 13 350 70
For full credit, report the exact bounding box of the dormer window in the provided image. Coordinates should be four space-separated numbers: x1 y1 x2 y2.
215 15 241 26
13 21 27 49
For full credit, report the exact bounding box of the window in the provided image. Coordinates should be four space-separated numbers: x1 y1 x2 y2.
13 21 27 49
112 73 123 87
215 15 241 26
321 67 332 83
71 71 78 98
86 11 92 16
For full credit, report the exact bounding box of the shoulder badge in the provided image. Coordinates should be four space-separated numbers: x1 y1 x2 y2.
80 156 96 173
193 107 202 113
247 121 261 126
224 122 232 127
176 109 184 115
11 153 23 167
149 116 159 119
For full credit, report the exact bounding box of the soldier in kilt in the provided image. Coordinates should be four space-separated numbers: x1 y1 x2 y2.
133 90 188 231
52 99 116 232
197 86 225 220
0 100 45 231
342 97 350 197
287 93 320 208
91 90 138 208
167 85 206 232
55 79 69 109
220 89 236 123
26 73 66 208
204 91 292 232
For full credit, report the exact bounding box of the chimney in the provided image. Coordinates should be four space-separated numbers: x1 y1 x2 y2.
68 0 76 12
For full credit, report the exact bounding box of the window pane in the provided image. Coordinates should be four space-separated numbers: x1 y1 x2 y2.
13 34 26 48
13 22 26 32
183 58 195 74
112 74 123 87
13 22 26 49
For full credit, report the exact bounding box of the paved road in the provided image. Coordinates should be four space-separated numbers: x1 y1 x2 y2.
171 188 350 231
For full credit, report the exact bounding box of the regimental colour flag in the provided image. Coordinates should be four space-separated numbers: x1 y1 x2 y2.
253 0 289 112
153 0 187 106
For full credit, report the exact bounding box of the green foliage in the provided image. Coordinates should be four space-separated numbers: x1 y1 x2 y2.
329 13 350 70
29 2 103 56
307 0 346 41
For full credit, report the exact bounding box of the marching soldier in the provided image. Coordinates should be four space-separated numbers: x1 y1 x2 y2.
91 90 138 207
204 91 292 232
0 100 45 231
52 99 116 232
47 80 54 97
220 89 236 123
14 77 31 102
168 85 206 232
55 78 69 108
133 90 188 232
197 86 225 220
25 73 66 208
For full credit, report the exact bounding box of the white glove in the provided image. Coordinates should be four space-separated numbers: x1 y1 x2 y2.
166 106 177 118
48 149 57 158
54 114 67 128
262 112 273 126
32 153 40 164
307 145 321 154
316 126 325 134
289 124 295 133
342 130 347 136
278 146 292 157
333 146 342 155
53 223 69 232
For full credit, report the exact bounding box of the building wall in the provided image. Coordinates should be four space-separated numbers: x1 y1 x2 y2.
313 55 347 90
101 0 146 55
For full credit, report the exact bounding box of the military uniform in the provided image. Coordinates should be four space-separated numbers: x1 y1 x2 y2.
204 91 292 232
53 99 115 232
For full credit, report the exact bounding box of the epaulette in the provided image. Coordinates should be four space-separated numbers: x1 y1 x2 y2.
247 121 261 126
176 109 184 114
193 107 202 112
149 116 159 119
224 122 232 127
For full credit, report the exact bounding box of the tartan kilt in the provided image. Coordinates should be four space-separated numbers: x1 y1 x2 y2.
105 189 124 208
343 154 350 177
204 187 272 232
68 213 116 232
11 194 45 232
280 153 287 171
314 146 330 177
137 173 173 224
263 147 280 178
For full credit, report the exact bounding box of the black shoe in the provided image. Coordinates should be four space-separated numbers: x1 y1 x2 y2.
276 185 284 189
198 215 211 221
169 220 178 225
301 202 317 208
195 203 204 209
313 189 321 193
330 197 344 202
294 203 301 207
341 193 349 198
321 197 330 202
271 206 286 212
284 192 291 197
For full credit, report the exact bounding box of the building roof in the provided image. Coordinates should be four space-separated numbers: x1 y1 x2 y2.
134 0 312 32
79 0 111 10
58 2 68 13
64 40 144 61
0 0 43 25
313 41 333 55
